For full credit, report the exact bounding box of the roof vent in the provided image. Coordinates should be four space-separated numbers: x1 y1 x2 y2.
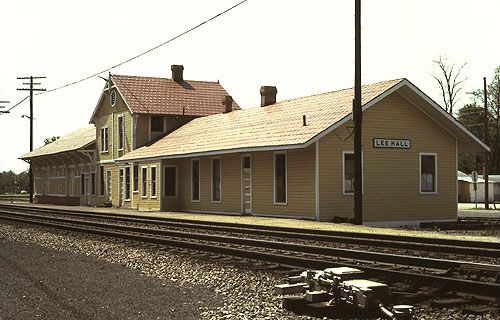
222 95 233 113
171 65 184 83
260 86 277 107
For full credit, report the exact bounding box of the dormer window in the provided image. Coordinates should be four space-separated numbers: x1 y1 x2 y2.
110 89 117 107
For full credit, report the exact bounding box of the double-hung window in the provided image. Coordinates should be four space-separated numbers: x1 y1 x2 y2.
211 158 221 202
124 167 130 200
343 152 355 194
274 153 287 204
342 151 363 195
141 167 148 197
420 153 437 193
151 166 157 198
100 127 109 152
117 115 124 150
191 160 200 201
133 165 139 193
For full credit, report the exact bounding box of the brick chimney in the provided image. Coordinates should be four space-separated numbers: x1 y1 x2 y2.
171 65 184 83
260 86 277 107
222 95 233 113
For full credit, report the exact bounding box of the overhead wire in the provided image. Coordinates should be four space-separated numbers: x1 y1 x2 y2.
38 0 248 96
0 95 30 116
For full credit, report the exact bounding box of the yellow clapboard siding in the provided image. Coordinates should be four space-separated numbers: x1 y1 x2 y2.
319 92 456 222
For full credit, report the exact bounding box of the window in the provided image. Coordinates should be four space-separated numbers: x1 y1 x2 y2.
141 167 148 197
81 173 85 196
100 127 109 152
133 165 139 192
212 158 221 202
150 116 164 132
164 166 177 197
343 152 355 194
91 172 96 196
117 115 124 150
151 166 157 198
420 153 437 193
191 160 200 201
99 166 105 196
125 167 130 200
274 153 287 204
110 89 117 106
243 156 251 169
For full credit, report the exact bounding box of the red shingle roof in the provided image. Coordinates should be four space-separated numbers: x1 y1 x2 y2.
111 74 239 116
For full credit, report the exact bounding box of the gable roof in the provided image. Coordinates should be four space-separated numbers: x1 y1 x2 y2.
90 74 239 122
118 78 489 162
20 126 95 160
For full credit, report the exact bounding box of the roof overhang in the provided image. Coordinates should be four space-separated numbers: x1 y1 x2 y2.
396 80 489 153
310 79 489 154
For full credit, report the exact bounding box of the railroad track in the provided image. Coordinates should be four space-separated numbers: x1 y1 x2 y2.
0 204 499 301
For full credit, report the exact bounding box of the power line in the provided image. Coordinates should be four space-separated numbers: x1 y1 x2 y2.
39 0 248 95
0 95 30 115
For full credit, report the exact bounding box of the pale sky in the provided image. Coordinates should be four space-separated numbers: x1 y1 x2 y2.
0 0 498 173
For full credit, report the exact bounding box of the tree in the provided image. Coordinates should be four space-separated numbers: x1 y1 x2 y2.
44 136 60 145
468 66 500 173
432 55 467 115
456 103 486 173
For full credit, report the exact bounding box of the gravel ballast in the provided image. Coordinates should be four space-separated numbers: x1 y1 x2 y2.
0 222 497 320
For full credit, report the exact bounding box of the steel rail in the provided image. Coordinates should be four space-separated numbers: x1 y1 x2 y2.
1 209 499 271
0 210 498 299
1 204 499 255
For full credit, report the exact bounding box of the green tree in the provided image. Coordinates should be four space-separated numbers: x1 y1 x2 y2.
467 66 500 173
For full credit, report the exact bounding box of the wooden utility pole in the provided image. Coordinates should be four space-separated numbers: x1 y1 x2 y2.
353 0 363 224
484 77 489 209
17 76 46 203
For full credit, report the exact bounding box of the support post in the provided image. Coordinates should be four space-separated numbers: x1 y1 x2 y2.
484 77 489 209
353 0 363 225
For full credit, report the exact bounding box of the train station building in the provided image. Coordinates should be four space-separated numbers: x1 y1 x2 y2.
20 66 489 225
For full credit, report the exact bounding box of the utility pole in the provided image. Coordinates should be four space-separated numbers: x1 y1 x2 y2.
17 76 46 203
484 77 489 209
352 0 363 225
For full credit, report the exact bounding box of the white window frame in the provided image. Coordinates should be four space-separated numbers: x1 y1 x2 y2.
191 159 200 202
150 165 157 199
211 157 222 203
273 151 287 205
141 166 148 198
163 165 178 198
117 114 124 151
100 127 109 153
419 152 438 195
342 151 364 196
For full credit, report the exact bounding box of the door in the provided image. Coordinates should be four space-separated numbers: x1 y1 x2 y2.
118 169 124 207
85 174 91 206
106 170 112 202
242 155 252 214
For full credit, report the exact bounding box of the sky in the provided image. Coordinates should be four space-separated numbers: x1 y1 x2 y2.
0 0 498 173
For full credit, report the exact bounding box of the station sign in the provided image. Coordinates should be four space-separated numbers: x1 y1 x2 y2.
373 138 411 149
